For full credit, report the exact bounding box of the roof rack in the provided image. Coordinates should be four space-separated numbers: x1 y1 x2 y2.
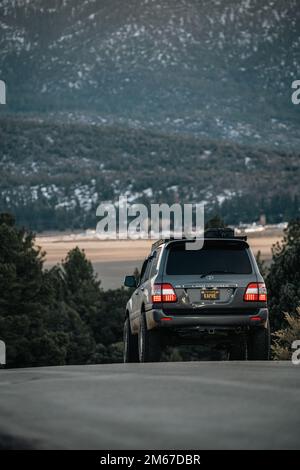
204 227 247 240
151 228 247 250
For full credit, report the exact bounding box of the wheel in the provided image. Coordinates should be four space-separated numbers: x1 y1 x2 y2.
228 336 247 360
247 322 270 360
123 317 139 363
138 313 162 362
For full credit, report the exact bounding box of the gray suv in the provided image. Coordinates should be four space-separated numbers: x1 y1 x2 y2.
123 228 270 362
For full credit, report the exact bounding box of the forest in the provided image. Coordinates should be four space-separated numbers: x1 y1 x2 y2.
0 117 299 231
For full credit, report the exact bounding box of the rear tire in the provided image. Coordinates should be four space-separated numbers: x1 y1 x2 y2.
247 322 270 360
123 317 139 363
229 337 247 360
138 314 162 362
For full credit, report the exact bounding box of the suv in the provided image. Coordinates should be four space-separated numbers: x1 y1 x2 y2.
123 228 270 362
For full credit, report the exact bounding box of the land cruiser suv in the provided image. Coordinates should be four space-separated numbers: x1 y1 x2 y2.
123 228 270 362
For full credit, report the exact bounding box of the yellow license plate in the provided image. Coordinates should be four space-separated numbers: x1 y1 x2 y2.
201 289 220 300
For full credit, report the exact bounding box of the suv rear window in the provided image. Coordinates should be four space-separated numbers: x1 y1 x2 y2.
166 241 252 275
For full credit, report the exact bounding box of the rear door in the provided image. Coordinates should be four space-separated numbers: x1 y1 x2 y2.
162 239 259 314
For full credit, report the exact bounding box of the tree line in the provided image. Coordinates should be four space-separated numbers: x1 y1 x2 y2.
0 213 130 368
1 117 299 232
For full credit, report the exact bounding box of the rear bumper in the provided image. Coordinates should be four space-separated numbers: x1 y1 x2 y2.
145 308 269 331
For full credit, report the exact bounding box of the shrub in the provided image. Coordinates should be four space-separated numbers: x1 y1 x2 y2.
272 307 300 360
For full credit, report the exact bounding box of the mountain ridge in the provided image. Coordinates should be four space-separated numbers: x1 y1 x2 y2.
0 0 299 148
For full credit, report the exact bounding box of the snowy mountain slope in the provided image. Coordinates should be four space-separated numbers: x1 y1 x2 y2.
0 0 299 148
0 116 299 230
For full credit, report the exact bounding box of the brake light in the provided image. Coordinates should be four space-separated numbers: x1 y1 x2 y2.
244 283 267 302
152 284 177 303
152 284 162 303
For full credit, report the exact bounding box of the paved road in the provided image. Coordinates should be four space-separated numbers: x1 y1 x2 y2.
0 361 299 449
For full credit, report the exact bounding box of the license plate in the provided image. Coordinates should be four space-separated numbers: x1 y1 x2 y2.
201 289 220 300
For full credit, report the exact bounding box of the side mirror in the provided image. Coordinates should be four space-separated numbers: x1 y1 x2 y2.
124 275 137 288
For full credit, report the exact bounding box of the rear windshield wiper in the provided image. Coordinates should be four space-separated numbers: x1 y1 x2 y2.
200 270 236 278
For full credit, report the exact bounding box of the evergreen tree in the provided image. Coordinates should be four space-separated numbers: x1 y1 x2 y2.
267 219 300 330
62 247 102 323
61 247 128 362
0 213 62 367
0 213 138 367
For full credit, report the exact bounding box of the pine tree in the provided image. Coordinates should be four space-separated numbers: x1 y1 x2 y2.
0 214 132 367
267 219 300 330
0 215 97 367
62 247 102 323
0 213 60 367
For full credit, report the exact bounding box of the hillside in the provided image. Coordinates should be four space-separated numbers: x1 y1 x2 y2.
0 116 299 230
0 0 299 148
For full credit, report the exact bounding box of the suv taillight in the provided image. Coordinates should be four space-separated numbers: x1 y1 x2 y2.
152 283 177 303
244 283 267 302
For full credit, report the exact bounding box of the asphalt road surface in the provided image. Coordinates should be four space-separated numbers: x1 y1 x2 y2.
0 361 299 450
